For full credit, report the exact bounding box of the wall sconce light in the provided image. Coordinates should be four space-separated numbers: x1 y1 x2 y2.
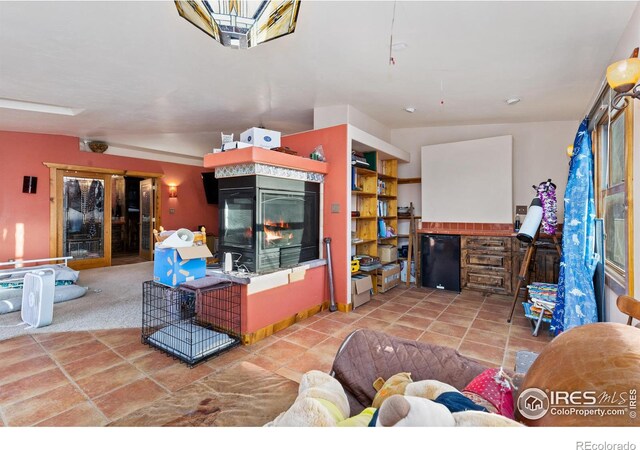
606 48 640 110
168 186 178 198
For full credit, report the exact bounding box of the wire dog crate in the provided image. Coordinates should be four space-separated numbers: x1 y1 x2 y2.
142 279 241 367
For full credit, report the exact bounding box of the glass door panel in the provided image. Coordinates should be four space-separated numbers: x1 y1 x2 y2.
221 189 255 249
58 171 111 269
139 179 154 260
259 190 318 250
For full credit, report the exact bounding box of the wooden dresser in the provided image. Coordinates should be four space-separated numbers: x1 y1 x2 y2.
461 236 514 295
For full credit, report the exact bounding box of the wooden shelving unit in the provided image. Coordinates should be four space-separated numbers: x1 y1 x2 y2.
377 158 398 253
351 153 400 294
351 157 379 278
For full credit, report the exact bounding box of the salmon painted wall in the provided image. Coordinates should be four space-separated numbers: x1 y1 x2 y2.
242 266 326 333
0 131 218 262
281 125 349 305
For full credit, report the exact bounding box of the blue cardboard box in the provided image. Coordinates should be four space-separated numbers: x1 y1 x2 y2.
153 245 212 287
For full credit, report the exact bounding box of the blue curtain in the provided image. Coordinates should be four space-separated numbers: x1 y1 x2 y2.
552 118 598 333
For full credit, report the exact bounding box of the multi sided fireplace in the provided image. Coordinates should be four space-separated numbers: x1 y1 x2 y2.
218 175 320 273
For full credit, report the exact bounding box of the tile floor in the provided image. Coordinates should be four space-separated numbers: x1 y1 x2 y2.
0 285 553 426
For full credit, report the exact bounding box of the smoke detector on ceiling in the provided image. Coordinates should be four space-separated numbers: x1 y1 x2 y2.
506 97 521 105
404 106 416 113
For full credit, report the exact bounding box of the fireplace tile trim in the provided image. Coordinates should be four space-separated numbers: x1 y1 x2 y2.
215 163 325 183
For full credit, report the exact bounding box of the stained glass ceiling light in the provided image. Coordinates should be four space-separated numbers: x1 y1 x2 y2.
174 0 301 49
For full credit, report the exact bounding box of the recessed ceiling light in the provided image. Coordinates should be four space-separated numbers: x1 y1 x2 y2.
391 42 408 51
506 97 521 105
404 107 416 113
0 98 84 116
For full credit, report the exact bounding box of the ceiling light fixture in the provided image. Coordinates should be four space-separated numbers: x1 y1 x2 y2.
606 47 640 110
506 97 521 105
404 107 416 113
0 98 84 116
174 0 301 49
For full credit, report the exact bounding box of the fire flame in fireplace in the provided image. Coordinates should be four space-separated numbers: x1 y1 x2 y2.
264 218 294 243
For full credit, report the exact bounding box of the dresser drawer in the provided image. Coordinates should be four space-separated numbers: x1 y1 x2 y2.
465 253 506 268
464 270 512 295
463 236 513 252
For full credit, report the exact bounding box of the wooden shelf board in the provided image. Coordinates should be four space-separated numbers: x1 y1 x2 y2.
352 239 377 245
351 191 377 196
355 167 377 176
377 173 397 181
398 177 421 184
378 195 396 199
380 216 397 219
378 236 398 241
352 216 377 220
398 216 421 220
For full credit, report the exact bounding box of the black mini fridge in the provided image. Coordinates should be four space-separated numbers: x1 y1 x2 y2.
421 234 461 292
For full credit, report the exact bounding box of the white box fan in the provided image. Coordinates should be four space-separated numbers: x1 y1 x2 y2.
21 269 55 328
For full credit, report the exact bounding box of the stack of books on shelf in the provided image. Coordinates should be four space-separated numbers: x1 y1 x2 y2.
377 179 387 194
352 151 369 167
377 200 390 216
378 219 396 238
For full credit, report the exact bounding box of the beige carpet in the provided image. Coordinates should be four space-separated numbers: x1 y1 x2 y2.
0 261 153 341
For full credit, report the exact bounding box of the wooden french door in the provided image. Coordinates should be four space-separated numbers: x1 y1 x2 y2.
57 171 112 270
139 178 155 260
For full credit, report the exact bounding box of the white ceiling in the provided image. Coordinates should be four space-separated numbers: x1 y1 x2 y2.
0 1 636 156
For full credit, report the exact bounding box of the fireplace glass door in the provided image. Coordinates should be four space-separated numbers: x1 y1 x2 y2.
222 189 255 249
259 190 317 251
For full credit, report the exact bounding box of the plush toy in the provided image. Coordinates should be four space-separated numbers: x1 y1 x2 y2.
462 368 515 419
376 395 522 427
371 372 413 408
373 377 521 427
373 372 515 419
267 371 521 427
265 370 350 427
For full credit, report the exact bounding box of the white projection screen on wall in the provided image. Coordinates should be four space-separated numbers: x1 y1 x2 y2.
421 135 513 223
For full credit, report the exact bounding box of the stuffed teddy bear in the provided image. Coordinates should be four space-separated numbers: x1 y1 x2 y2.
375 394 522 427
265 370 350 426
371 376 521 427
373 369 515 419
266 370 521 427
